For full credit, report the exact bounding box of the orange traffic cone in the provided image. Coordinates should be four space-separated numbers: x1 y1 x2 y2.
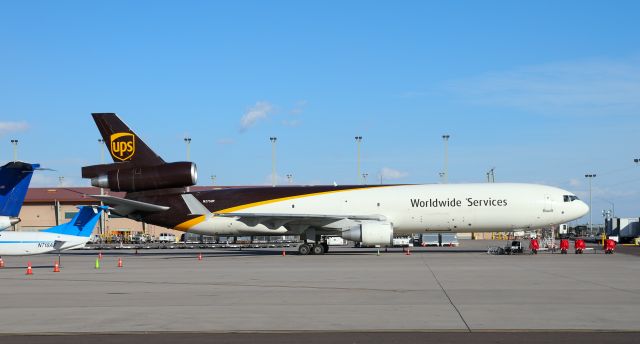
405 247 411 256
282 248 286 256
0 258 4 268
198 253 203 261
53 261 60 272
98 251 103 260
26 262 33 275
117 258 123 268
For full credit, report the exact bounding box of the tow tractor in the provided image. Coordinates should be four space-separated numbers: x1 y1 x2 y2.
504 240 524 255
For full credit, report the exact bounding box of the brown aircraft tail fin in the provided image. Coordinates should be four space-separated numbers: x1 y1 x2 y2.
92 113 165 166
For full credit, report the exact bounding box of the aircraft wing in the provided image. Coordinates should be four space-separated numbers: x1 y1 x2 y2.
181 193 385 231
91 195 170 216
214 212 386 230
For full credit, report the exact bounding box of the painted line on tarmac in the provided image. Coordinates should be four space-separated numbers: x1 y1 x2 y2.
420 255 472 332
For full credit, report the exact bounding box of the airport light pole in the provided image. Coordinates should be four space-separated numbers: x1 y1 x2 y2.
585 174 596 236
10 139 18 161
210 175 216 186
98 139 105 164
439 172 445 184
355 136 363 184
442 135 450 183
184 137 192 192
604 200 615 218
98 138 106 236
270 137 277 187
58 176 64 187
184 137 192 161
486 168 495 183
362 173 368 185
286 174 293 185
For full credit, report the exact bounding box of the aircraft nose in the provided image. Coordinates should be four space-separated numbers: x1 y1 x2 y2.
577 200 589 217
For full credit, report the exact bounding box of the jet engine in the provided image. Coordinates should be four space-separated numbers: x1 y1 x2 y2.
340 221 394 246
90 162 197 192
0 216 20 230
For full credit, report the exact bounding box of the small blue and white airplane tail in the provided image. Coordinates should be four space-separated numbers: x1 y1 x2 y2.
0 161 39 218
42 206 107 237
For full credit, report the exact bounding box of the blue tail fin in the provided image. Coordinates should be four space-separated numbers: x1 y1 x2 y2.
43 206 107 237
0 161 39 217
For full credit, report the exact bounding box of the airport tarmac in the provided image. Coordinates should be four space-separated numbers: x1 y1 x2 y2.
0 240 639 341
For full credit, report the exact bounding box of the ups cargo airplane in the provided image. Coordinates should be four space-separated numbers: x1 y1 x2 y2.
82 113 588 255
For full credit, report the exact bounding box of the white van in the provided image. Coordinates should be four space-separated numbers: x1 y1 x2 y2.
158 233 176 243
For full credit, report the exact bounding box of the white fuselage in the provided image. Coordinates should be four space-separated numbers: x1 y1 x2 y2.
0 231 90 256
183 183 588 236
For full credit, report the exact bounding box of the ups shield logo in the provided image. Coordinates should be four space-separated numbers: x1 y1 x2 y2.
110 133 136 161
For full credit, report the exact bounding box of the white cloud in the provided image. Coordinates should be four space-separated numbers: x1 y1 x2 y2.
446 57 640 115
282 119 301 127
569 178 582 187
239 101 273 132
0 121 29 135
282 100 307 127
290 100 308 115
380 167 408 181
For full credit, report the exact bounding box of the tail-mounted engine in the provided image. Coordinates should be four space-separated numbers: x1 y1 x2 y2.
84 162 197 192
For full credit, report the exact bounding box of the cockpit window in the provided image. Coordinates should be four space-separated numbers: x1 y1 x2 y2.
563 195 579 202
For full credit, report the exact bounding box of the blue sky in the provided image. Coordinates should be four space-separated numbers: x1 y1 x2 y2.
1 1 639 221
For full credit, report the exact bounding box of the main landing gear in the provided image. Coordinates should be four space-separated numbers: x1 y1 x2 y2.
297 241 329 255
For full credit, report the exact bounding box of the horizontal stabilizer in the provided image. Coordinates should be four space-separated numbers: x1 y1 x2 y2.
92 195 169 216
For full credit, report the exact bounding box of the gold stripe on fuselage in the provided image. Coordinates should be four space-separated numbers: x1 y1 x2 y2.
172 185 396 231
174 215 206 231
